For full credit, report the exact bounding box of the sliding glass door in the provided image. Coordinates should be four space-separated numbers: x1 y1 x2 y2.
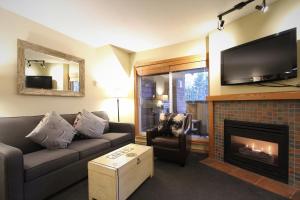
172 69 209 136
139 74 170 133
138 67 208 136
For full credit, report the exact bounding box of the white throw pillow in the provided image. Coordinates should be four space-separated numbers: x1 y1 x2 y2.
26 111 76 149
74 109 106 138
170 113 186 137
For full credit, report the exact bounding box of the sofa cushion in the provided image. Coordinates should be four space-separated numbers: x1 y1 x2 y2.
101 133 132 146
68 139 111 159
152 136 179 149
23 149 79 182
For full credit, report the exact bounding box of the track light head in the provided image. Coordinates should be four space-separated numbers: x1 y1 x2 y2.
256 0 268 13
218 16 225 31
216 0 256 31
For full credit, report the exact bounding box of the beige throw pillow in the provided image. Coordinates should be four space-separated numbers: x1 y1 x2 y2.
26 111 76 149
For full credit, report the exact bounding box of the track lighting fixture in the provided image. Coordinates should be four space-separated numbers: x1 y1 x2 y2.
217 0 255 31
256 0 268 13
27 60 32 67
26 60 46 68
217 0 269 31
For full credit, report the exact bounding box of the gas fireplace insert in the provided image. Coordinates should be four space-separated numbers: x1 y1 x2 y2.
224 120 288 183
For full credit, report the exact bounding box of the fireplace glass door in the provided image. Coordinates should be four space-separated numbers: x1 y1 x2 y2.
231 136 279 166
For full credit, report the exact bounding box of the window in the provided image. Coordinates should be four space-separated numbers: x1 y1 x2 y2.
184 68 208 101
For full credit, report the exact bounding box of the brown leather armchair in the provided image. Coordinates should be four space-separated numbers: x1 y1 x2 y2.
146 114 192 166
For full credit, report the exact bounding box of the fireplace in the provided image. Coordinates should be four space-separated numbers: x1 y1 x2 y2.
224 120 288 183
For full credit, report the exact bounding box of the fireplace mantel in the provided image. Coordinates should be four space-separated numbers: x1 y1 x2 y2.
207 91 300 102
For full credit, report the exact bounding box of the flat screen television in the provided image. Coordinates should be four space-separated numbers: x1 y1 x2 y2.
26 76 52 89
221 28 297 85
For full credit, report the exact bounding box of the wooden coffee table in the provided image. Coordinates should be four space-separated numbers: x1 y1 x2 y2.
88 143 154 200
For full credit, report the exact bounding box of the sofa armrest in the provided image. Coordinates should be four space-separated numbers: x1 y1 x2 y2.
109 122 135 141
0 143 24 200
146 127 158 146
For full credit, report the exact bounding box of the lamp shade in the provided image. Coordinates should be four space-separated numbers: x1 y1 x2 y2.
111 87 128 98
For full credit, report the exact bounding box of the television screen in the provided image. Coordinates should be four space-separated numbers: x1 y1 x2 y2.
221 28 297 85
26 76 52 89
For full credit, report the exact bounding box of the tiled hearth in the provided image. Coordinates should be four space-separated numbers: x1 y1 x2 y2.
201 158 298 199
213 100 300 187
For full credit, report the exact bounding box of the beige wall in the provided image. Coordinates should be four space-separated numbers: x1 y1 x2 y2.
133 0 300 96
1 0 299 122
0 7 133 122
92 45 134 123
132 37 207 64
209 0 300 95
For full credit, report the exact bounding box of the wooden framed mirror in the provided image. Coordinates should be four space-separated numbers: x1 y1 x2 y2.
17 39 85 97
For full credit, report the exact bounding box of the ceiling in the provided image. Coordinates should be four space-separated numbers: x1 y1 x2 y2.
0 0 277 52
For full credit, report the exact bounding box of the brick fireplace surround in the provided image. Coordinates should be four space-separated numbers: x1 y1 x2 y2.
207 91 300 189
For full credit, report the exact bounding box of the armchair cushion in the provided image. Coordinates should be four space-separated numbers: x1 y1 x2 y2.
152 136 179 149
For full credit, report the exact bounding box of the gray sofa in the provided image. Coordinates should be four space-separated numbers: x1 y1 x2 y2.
0 111 135 200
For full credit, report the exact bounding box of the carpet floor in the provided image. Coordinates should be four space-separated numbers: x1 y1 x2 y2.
48 153 287 200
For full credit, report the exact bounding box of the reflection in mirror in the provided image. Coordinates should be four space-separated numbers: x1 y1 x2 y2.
17 39 85 97
24 49 80 92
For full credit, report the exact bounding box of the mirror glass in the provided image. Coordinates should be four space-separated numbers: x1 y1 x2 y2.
24 49 80 92
17 39 85 97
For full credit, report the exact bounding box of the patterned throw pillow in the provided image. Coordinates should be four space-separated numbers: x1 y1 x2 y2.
73 109 106 139
169 113 186 137
158 113 172 136
26 111 76 149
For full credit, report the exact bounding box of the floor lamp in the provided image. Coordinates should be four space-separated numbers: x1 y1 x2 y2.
116 97 120 122
112 88 127 122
